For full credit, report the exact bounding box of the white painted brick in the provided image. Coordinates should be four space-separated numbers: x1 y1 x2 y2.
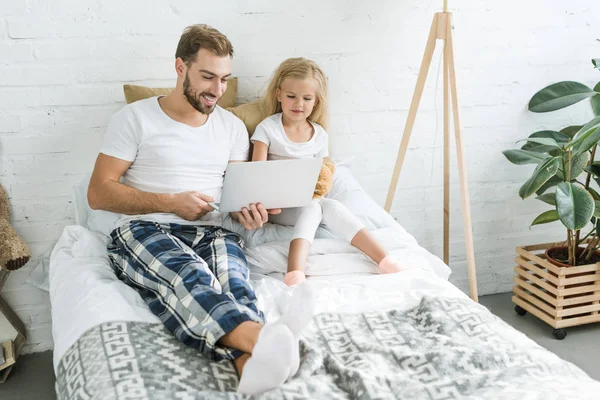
20 106 121 137
34 36 177 61
13 220 71 243
77 61 173 83
0 65 72 86
0 157 14 176
2 135 74 155
10 153 73 177
10 178 82 200
39 85 118 106
1 0 29 16
14 307 52 331
11 197 74 222
0 42 34 63
7 18 127 39
0 112 21 132
27 0 100 17
21 325 53 354
0 88 40 109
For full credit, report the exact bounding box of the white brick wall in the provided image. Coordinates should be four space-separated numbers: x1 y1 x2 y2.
0 0 598 353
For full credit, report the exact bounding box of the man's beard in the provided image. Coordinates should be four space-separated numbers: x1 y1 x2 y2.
183 73 217 115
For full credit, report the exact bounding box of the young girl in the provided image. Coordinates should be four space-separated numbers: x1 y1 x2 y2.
252 57 409 286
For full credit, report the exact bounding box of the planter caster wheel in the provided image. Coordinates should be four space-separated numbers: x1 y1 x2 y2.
514 305 527 316
553 329 567 340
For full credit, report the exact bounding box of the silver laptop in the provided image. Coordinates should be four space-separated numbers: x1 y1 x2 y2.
218 159 322 213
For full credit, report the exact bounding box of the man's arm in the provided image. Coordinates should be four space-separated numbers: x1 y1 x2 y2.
88 153 214 220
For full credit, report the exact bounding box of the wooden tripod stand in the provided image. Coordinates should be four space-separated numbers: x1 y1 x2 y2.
384 7 478 302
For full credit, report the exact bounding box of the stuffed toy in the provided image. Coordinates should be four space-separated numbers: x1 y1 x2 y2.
0 184 31 271
313 161 336 199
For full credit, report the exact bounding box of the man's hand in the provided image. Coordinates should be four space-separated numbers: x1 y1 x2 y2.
231 203 281 230
167 191 216 221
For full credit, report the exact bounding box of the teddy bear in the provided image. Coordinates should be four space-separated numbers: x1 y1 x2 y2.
313 161 336 199
0 184 31 271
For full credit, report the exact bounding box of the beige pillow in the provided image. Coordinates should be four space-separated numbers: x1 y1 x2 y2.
226 100 268 137
123 77 238 108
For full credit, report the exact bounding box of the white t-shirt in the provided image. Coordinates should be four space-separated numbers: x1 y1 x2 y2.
251 113 329 160
100 96 249 227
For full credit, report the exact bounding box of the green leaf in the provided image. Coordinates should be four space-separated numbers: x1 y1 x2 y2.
531 210 560 226
592 94 600 117
585 162 600 177
567 116 600 155
597 220 600 237
536 192 556 205
536 174 562 195
561 125 583 138
594 176 600 191
589 186 600 200
517 137 561 150
593 59 600 70
529 130 570 142
563 151 589 179
572 128 600 155
519 157 562 199
529 81 597 112
502 149 549 165
594 201 600 219
556 182 595 230
521 130 570 153
573 115 600 140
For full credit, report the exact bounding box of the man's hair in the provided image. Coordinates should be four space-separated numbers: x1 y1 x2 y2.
175 24 233 65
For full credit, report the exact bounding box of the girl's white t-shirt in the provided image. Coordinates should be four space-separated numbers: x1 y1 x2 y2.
251 113 329 160
99 96 250 227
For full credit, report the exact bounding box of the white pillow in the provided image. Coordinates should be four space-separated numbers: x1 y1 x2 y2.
327 160 398 231
73 175 120 237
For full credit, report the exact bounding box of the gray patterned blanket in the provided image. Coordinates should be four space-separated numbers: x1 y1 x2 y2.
56 296 600 399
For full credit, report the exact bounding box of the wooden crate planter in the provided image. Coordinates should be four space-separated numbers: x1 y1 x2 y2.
512 242 600 340
0 269 26 383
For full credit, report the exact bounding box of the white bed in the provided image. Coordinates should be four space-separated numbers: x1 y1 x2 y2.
49 164 451 365
48 164 600 399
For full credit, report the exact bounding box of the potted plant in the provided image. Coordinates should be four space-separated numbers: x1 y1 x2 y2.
504 57 600 267
504 58 600 339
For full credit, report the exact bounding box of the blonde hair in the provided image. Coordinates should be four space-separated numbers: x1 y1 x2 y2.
175 24 233 65
261 58 329 130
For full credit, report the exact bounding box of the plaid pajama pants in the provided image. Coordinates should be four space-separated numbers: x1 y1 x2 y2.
107 220 265 361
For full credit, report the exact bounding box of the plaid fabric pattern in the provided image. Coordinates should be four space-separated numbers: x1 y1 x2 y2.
107 220 264 361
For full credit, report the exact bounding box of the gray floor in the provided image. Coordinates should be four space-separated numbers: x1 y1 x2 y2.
0 351 55 399
0 292 598 399
479 292 600 381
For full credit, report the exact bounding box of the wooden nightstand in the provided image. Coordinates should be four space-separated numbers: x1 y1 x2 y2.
0 269 27 383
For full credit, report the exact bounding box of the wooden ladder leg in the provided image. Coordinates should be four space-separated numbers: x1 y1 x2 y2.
445 16 478 302
385 14 440 212
443 24 450 265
